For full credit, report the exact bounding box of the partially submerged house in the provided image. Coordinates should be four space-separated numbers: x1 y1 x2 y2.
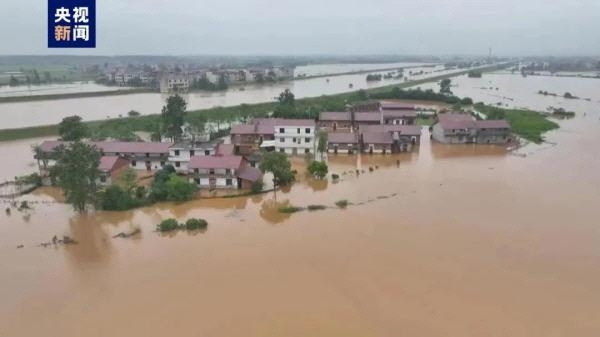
327 132 359 154
168 140 221 172
431 114 512 144
188 155 262 190
274 119 316 155
230 118 278 156
318 112 352 131
97 156 130 186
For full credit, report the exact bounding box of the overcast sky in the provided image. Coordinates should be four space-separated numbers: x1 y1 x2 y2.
1 0 599 56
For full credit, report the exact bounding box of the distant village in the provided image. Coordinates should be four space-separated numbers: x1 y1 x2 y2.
34 100 512 192
98 64 295 93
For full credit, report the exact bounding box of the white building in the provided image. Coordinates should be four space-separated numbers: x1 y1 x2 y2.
168 141 220 173
274 119 316 155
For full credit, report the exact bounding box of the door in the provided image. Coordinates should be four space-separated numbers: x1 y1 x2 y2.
145 161 151 171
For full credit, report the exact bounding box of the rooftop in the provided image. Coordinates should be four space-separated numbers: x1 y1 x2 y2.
237 166 263 182
380 101 416 110
475 120 511 129
362 132 393 144
328 132 359 144
383 110 417 119
38 140 173 154
98 156 122 172
189 155 244 170
362 124 422 136
354 112 381 122
437 114 477 130
319 112 351 122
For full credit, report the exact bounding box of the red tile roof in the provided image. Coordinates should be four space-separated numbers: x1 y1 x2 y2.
38 140 172 154
475 120 511 129
437 114 477 130
354 112 381 122
362 132 393 144
98 156 124 172
215 143 235 156
319 112 351 121
383 110 417 119
189 155 243 169
362 124 422 136
274 119 315 127
237 166 263 182
327 132 359 144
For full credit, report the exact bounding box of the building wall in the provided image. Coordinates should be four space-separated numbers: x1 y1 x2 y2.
363 144 391 154
274 126 315 155
327 143 358 154
431 124 449 143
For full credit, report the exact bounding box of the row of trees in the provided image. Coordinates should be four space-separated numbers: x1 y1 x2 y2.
190 74 228 91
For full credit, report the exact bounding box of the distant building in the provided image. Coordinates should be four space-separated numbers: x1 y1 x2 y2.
327 132 360 154
159 74 190 93
431 114 511 144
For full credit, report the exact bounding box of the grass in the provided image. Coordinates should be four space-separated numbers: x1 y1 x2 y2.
474 103 559 144
335 199 350 209
307 204 327 211
0 124 59 142
0 88 154 103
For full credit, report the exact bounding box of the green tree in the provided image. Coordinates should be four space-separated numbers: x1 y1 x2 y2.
165 174 197 201
119 168 138 192
161 95 187 141
259 152 294 197
440 78 452 95
99 185 142 211
317 131 328 156
58 115 89 141
308 161 328 179
186 113 207 142
53 142 101 213
278 89 295 106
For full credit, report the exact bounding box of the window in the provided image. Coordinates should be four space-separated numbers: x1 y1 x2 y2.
280 138 285 142
116 152 120 156
305 138 310 143
194 178 200 184
175 162 180 167
226 179 232 186
160 161 165 166
292 137 296 143
305 149 310 154
280 148 285 153
174 150 180 156
225 169 231 175
209 169 215 174
279 128 284 133
204 150 210 155
194 169 199 174
100 176 107 183
305 128 310 134
190 150 195 156
297 128 300 134
131 160 137 167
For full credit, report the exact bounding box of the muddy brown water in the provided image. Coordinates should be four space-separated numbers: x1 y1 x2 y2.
1 114 600 335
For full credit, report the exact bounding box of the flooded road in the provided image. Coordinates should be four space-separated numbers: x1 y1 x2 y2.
0 63 458 129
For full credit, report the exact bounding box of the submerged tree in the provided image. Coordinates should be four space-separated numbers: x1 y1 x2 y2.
53 142 101 213
259 152 294 198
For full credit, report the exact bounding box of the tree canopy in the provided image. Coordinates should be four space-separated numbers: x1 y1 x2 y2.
52 142 101 213
58 115 89 141
161 95 187 141
259 152 294 189
439 78 452 95
308 161 328 179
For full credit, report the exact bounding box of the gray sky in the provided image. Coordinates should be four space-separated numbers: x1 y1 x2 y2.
1 0 599 56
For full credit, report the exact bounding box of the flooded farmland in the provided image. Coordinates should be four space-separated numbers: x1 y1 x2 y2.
0 63 455 129
2 94 600 337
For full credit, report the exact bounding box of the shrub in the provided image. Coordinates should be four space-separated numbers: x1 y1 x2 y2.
157 218 180 232
99 185 143 211
278 206 304 213
251 180 264 194
185 218 208 230
307 161 328 179
128 110 141 117
16 173 42 186
335 199 349 209
307 204 326 211
331 173 340 180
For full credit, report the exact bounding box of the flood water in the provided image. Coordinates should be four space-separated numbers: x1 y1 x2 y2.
0 63 456 130
2 93 600 336
0 82 133 98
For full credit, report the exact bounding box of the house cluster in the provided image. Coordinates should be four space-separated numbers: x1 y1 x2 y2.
319 101 422 154
431 113 512 144
159 66 295 93
103 67 159 87
35 140 263 191
231 118 316 156
35 102 512 192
